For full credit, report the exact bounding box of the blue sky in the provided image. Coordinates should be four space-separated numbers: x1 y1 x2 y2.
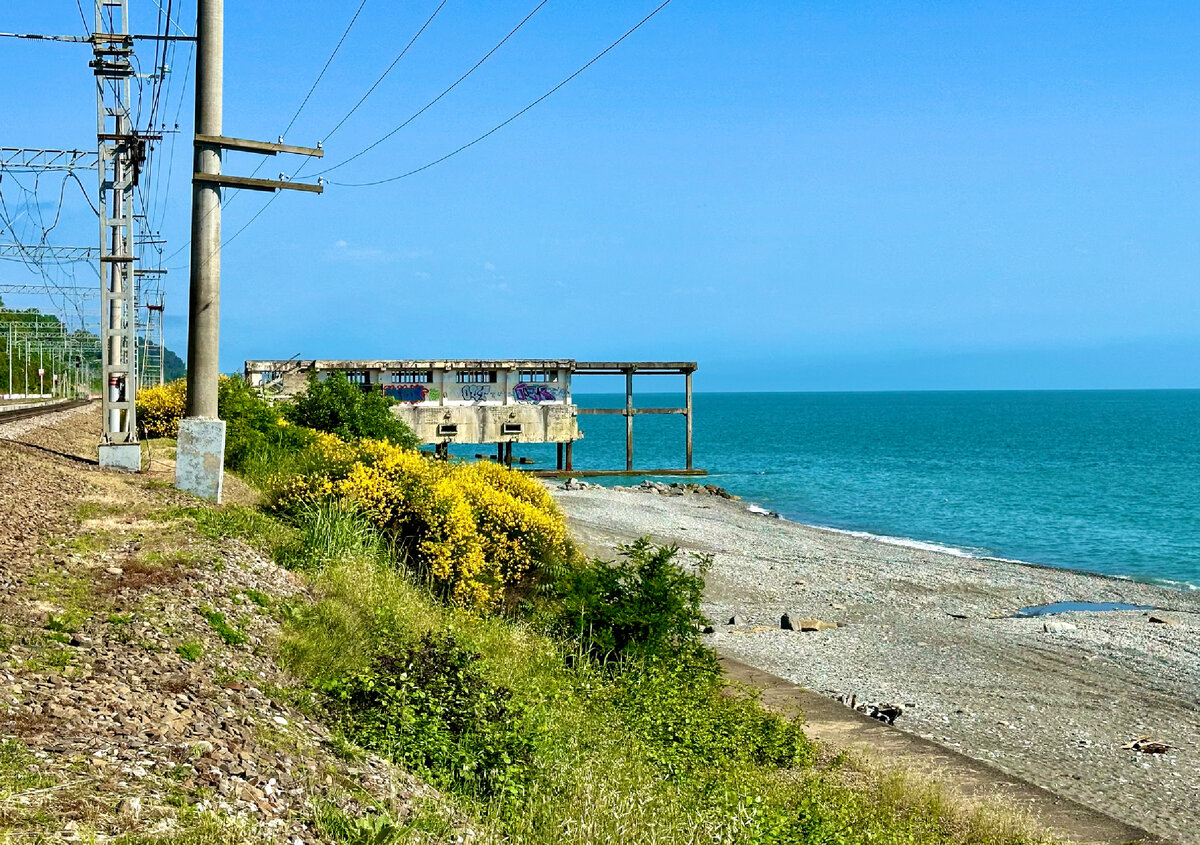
2 1 1198 390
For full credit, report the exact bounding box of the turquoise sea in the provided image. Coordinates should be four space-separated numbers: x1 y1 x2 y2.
504 390 1200 590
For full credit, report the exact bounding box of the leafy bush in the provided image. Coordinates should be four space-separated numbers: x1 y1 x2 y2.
135 377 315 472
553 539 711 663
319 631 533 799
285 371 418 448
269 437 571 607
136 378 188 438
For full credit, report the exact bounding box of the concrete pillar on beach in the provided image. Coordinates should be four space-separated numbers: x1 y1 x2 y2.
625 369 634 471
685 369 693 470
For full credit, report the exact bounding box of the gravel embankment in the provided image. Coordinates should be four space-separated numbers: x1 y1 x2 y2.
0 405 434 841
555 483 1200 845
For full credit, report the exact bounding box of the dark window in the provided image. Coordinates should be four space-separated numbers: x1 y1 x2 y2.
437 424 459 437
344 371 368 385
455 370 497 384
519 369 558 383
502 423 523 435
393 370 433 384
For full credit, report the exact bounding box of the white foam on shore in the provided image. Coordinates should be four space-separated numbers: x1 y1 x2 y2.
823 526 979 559
739 501 1200 592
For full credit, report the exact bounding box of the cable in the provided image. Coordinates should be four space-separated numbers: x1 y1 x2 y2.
164 0 385 266
317 0 549 177
74 0 91 36
329 0 674 187
321 0 449 144
280 0 370 142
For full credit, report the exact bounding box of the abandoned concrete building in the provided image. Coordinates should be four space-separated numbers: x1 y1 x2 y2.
244 358 700 475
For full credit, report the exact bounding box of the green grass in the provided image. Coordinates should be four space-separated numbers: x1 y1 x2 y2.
281 553 1048 845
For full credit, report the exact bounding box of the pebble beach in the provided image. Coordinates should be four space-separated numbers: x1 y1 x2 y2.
553 482 1200 845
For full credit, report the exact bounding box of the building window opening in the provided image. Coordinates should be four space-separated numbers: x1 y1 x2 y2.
456 370 497 384
344 371 369 385
393 370 433 384
519 369 558 383
437 424 459 437
502 423 523 436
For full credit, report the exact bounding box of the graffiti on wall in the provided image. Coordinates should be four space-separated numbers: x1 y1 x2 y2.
460 385 498 403
384 384 439 404
513 382 562 404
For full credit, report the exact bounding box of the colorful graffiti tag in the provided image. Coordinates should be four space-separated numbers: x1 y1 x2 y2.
513 382 562 404
460 385 498 403
383 384 429 404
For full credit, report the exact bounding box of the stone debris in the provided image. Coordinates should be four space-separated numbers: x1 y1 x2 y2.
559 477 594 491
836 693 904 725
1121 735 1174 754
634 480 736 499
1042 620 1078 634
728 614 744 626
780 613 794 630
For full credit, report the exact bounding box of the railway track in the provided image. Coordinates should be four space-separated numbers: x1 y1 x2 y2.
0 399 91 425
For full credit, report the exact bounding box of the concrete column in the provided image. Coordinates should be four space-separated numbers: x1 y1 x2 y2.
185 0 223 420
177 0 226 500
625 369 634 471
685 370 693 470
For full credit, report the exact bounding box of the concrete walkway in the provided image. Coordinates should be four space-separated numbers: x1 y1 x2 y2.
721 655 1170 845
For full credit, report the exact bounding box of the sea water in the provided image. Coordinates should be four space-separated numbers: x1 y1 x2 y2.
499 390 1200 589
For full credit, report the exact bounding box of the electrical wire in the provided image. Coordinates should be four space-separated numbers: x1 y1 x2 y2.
280 0 370 141
316 0 549 177
329 0 674 188
320 0 449 144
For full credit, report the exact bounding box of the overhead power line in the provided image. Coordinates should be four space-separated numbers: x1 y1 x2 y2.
328 0 675 188
320 0 449 144
317 0 549 177
280 0 371 141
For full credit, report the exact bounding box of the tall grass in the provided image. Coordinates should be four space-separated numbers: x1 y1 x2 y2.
276 510 1053 845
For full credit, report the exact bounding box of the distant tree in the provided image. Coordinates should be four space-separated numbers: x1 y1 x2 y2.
284 371 419 448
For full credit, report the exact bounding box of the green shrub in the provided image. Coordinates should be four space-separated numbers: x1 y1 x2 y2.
218 376 319 472
284 371 418 448
552 539 712 663
319 631 533 800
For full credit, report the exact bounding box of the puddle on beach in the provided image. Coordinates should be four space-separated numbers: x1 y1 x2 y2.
1014 601 1155 617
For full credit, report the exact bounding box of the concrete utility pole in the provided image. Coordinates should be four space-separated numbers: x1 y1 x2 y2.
174 0 323 501
186 0 222 421
176 0 226 501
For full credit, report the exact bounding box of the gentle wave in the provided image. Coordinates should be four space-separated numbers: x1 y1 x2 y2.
738 501 1200 592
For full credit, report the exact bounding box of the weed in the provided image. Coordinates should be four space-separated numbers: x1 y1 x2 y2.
241 588 273 611
200 607 247 646
176 640 204 661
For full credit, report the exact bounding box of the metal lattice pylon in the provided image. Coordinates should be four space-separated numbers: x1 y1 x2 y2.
94 0 139 449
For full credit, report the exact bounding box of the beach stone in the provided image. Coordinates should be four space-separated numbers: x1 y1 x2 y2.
1043 620 1077 634
800 618 839 632
728 614 743 626
780 613 795 631
702 625 716 634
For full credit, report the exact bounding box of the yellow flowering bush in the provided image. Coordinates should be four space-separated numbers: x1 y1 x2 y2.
136 378 188 438
271 435 571 608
